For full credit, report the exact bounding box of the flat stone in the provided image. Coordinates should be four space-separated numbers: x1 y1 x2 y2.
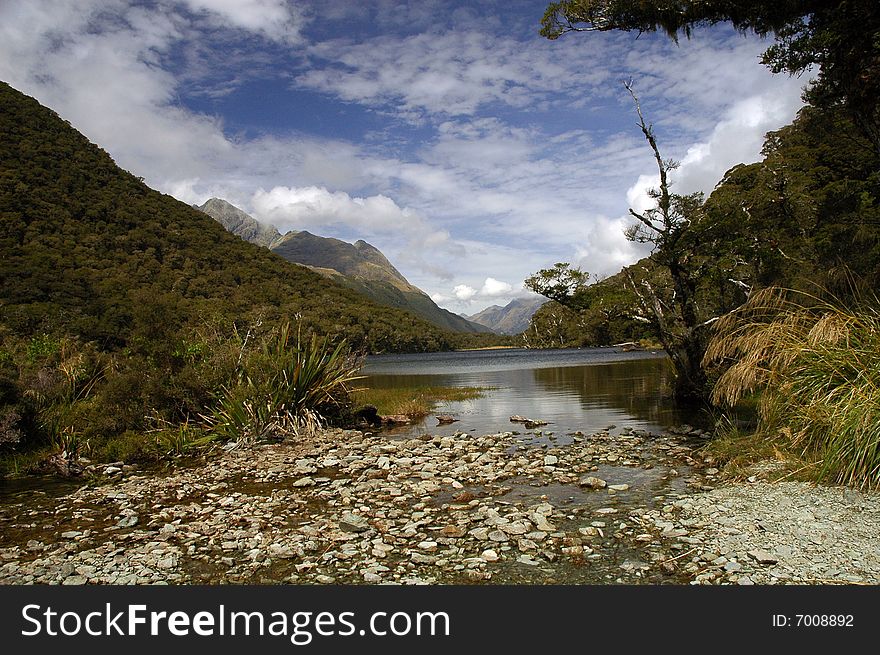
62 576 88 585
748 549 778 565
339 512 370 533
410 552 437 564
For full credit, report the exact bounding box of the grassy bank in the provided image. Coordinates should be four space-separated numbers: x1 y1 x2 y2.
352 386 488 418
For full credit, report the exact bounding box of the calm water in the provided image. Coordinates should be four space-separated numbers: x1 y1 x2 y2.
360 347 684 441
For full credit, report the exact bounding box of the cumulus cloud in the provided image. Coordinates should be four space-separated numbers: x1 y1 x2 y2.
481 277 513 297
453 285 477 301
624 76 808 215
251 185 427 235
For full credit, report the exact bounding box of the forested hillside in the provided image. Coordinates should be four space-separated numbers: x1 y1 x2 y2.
525 106 880 352
0 81 462 460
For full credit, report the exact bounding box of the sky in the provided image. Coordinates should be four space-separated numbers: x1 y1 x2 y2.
0 0 811 315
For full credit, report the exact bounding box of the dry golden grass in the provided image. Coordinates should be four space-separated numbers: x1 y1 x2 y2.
704 287 880 489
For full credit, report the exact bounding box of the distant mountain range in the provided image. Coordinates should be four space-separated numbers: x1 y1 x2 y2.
465 297 547 335
197 198 490 334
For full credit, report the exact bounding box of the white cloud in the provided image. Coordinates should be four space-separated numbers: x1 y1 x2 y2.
181 0 306 42
481 277 513 297
624 76 808 215
297 29 608 119
453 285 477 301
251 185 427 235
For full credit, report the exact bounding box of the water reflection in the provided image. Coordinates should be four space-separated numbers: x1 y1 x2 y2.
360 348 682 439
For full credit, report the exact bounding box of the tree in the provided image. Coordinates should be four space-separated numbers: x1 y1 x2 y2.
527 84 752 403
540 1 880 156
525 262 591 308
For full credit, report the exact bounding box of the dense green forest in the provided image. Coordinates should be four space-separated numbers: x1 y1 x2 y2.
0 81 501 465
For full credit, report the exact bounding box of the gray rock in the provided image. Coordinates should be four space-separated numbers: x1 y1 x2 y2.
748 549 778 565
339 512 370 533
579 476 607 489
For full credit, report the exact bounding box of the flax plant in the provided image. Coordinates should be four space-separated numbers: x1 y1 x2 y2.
207 322 362 444
705 287 880 489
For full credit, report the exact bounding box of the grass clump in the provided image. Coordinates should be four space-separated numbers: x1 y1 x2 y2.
206 322 362 444
353 386 487 418
705 287 880 490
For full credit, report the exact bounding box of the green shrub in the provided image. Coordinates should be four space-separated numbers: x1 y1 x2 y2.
206 322 362 443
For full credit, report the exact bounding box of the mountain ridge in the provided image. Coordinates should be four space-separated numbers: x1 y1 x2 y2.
197 198 490 334
466 297 547 334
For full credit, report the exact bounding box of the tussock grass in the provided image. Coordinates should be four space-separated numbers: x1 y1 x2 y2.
353 386 487 418
705 287 880 489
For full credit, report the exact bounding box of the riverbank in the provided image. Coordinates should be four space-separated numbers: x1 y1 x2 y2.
1 425 877 585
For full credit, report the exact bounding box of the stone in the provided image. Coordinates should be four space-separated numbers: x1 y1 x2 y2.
516 555 540 566
481 549 500 562
339 512 370 533
440 526 465 538
62 576 88 585
410 552 437 565
579 476 607 489
500 521 529 536
543 455 559 466
747 549 778 565
607 484 630 492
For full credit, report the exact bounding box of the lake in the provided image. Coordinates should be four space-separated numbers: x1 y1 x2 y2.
360 347 686 441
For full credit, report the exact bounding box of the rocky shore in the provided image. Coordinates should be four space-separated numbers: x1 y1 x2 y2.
1 425 878 585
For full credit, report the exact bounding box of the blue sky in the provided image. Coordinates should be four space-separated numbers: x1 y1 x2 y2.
0 0 810 313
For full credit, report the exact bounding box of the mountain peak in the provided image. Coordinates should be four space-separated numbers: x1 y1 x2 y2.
198 199 490 334
198 198 282 249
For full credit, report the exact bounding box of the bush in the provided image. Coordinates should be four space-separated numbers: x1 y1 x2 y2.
705 287 880 489
206 322 362 443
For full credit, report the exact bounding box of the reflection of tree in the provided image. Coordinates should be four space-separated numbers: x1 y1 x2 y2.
531 357 677 425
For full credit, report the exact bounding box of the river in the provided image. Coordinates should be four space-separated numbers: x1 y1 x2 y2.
361 347 685 441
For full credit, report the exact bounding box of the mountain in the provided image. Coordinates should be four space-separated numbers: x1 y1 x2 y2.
197 197 284 249
466 297 548 334
197 198 490 334
0 81 455 355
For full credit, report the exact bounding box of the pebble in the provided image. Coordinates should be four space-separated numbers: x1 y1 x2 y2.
5 425 875 588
